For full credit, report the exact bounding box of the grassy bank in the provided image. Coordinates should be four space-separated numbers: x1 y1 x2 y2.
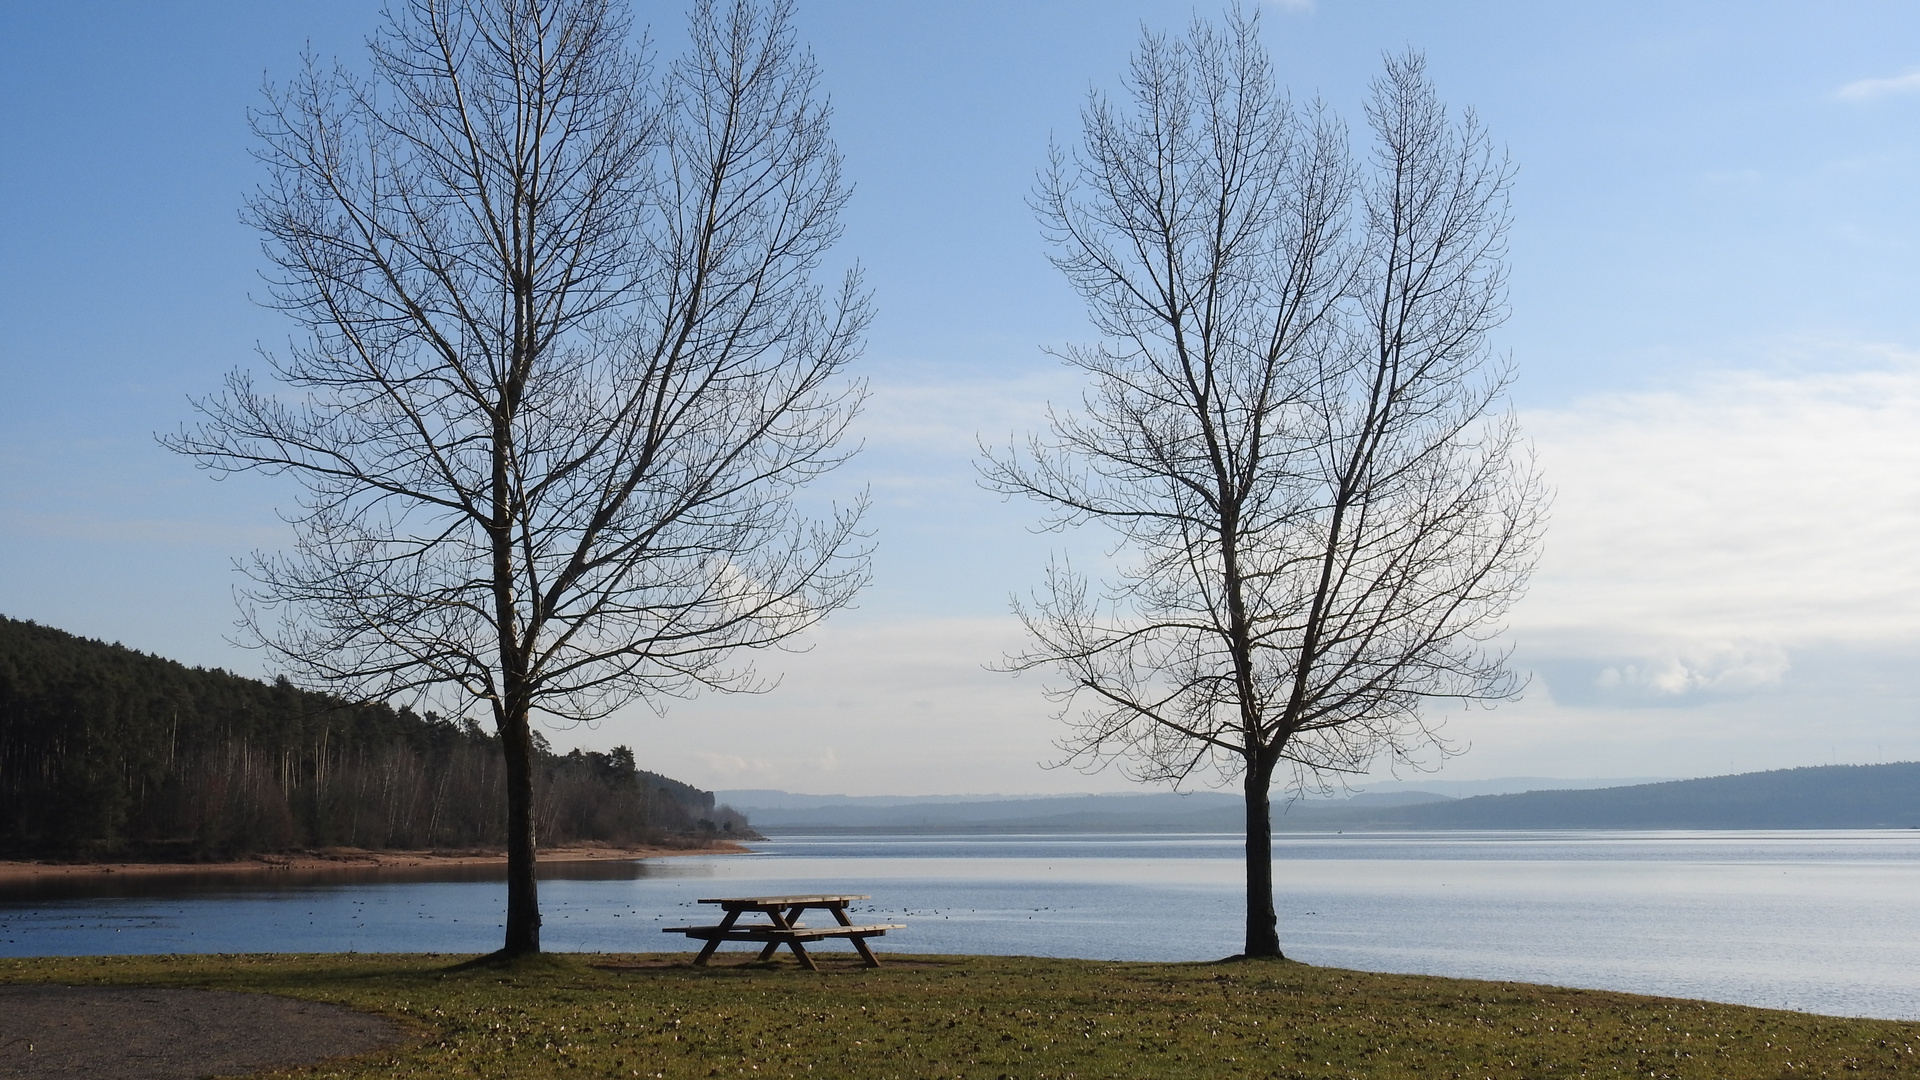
4 951 1916 1079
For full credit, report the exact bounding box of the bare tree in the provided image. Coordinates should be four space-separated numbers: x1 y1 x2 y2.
982 15 1545 959
166 0 869 955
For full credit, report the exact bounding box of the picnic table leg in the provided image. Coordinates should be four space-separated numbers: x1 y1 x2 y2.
756 906 798 962
827 903 884 968
785 938 819 972
694 909 743 966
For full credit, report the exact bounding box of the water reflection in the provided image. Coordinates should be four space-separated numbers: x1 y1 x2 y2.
4 832 1919 1020
0 857 659 903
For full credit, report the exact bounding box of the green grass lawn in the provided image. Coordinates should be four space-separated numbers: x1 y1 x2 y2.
5 950 1917 1079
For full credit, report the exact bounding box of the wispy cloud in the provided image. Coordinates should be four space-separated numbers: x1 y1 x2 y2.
1500 346 1920 723
595 616 1090 796
1528 636 1791 709
858 365 1071 459
691 746 841 784
1836 70 1920 101
1265 0 1315 11
1593 642 1789 698
1515 353 1920 647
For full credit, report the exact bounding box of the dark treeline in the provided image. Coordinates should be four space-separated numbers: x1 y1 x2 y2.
0 616 748 859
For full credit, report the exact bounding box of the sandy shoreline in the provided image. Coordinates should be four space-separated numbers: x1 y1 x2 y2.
0 841 753 883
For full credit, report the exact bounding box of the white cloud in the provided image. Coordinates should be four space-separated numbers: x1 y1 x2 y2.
566 616 1104 796
1264 0 1315 11
1525 635 1791 709
1593 642 1788 697
1430 637 1920 782
1515 357 1920 647
691 746 841 785
1836 70 1920 101
856 361 1074 460
1469 351 1920 774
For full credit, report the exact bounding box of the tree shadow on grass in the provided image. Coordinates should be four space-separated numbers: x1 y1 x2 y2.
442 949 590 976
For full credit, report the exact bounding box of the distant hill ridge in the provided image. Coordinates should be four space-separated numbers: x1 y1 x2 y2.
1368 763 1920 831
730 763 1920 833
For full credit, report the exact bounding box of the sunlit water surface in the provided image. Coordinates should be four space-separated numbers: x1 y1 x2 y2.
5 831 1917 1020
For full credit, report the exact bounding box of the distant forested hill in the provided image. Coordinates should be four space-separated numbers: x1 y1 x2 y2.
0 616 744 858
1354 763 1920 830
728 764 1920 833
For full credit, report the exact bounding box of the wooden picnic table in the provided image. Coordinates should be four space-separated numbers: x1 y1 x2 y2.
663 894 904 971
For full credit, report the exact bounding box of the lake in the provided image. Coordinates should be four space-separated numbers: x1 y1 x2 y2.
5 830 1918 1021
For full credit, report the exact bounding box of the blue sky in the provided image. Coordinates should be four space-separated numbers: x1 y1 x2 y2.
3 1 1919 795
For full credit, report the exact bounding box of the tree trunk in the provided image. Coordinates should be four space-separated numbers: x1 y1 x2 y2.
1243 764 1282 958
494 341 537 954
499 704 540 955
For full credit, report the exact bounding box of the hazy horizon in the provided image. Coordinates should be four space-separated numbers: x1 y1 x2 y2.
714 774 1733 805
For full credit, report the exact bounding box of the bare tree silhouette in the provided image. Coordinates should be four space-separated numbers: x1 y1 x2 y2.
984 15 1545 959
169 0 869 955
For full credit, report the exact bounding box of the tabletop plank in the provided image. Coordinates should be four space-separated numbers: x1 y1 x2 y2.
696 894 870 906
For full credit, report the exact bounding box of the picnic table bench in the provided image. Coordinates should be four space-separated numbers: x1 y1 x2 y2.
664 894 904 971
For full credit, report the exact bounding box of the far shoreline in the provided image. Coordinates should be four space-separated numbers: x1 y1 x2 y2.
0 840 755 884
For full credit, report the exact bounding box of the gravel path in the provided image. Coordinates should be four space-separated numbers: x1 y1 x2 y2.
0 985 409 1079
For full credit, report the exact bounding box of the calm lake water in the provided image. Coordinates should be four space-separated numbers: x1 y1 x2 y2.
5 831 1918 1021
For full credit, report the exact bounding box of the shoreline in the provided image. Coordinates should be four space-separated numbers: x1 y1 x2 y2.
0 841 753 884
